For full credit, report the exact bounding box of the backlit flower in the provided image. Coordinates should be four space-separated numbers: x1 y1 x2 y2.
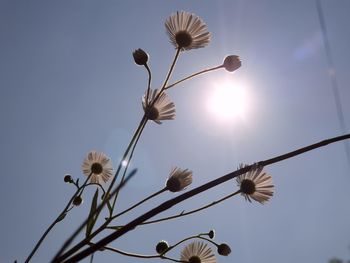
236 164 274 204
165 11 210 51
81 151 113 184
180 241 216 263
142 89 175 124
166 167 193 192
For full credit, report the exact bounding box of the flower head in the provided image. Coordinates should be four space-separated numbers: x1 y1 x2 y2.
165 11 210 51
180 241 216 263
81 151 113 184
217 243 231 256
133 48 149 66
166 167 193 192
222 55 241 72
236 164 274 204
142 89 175 124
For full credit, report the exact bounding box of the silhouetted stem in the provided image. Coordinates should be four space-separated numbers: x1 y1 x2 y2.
62 133 350 262
165 65 223 90
140 190 240 225
110 188 167 221
25 172 93 263
89 242 184 262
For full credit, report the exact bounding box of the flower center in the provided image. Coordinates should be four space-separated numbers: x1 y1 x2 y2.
91 162 103 174
166 176 181 192
145 106 159 120
240 179 256 195
175 31 193 48
188 256 201 263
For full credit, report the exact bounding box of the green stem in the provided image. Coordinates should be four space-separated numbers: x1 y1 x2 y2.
164 65 223 90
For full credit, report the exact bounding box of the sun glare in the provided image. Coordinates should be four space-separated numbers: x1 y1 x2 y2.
207 81 248 121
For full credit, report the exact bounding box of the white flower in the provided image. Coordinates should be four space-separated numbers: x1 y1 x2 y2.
236 164 274 204
142 89 175 124
166 167 193 192
180 241 216 263
81 151 113 184
165 11 210 51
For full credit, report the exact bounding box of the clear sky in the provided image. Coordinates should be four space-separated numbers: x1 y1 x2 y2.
1 1 350 262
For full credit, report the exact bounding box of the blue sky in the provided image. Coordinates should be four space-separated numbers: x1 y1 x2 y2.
1 1 350 262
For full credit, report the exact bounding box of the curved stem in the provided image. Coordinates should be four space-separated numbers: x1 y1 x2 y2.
25 173 92 263
140 190 240 225
63 133 350 262
110 188 167 221
89 242 184 262
85 183 106 197
145 64 152 105
165 65 222 90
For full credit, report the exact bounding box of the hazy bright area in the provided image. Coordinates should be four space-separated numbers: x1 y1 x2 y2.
1 1 350 262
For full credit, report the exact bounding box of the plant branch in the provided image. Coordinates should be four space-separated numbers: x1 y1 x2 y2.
62 133 350 262
164 65 223 90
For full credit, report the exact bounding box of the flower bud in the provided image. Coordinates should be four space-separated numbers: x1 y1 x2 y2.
64 174 72 183
156 240 169 254
217 243 231 256
208 230 215 239
133 48 149 66
223 55 241 72
73 196 83 206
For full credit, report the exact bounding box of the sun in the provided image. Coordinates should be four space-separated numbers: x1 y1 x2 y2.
207 80 248 121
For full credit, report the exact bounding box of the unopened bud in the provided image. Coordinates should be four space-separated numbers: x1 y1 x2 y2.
217 243 231 256
223 55 241 72
133 48 149 66
73 196 83 206
156 240 169 254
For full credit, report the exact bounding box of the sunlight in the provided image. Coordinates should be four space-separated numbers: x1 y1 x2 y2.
207 80 249 121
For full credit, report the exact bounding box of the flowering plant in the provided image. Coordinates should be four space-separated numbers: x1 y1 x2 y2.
22 11 350 263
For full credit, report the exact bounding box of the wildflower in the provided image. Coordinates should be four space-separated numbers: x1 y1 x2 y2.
142 89 175 124
132 48 149 66
165 11 210 51
166 167 193 192
156 240 169 254
236 164 274 204
81 151 113 184
217 243 231 256
222 55 241 72
180 241 216 263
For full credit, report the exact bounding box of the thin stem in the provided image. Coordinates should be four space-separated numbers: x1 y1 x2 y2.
63 133 350 262
160 48 181 92
111 117 148 212
165 65 223 90
110 188 167 221
25 173 93 263
98 243 185 263
140 190 240 225
85 183 106 197
52 171 135 261
145 64 152 105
